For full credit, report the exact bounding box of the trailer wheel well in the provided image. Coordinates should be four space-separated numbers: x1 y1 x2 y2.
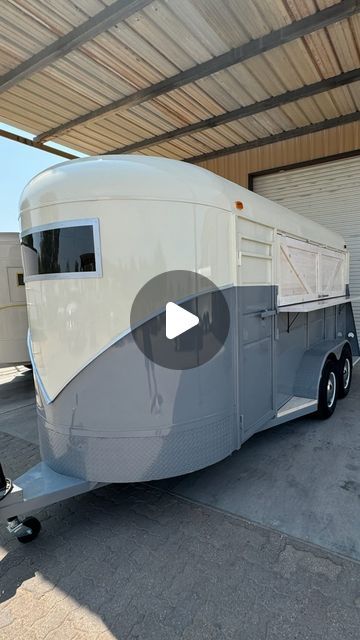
326 352 338 364
340 341 352 356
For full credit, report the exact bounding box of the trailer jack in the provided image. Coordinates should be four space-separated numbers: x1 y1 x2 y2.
0 462 40 542
0 461 105 543
7 515 42 543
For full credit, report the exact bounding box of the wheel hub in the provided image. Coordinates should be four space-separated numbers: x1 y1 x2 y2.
343 358 351 390
327 371 336 408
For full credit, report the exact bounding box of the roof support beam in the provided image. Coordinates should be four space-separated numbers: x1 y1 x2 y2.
107 69 360 154
187 111 360 164
0 129 78 160
34 0 360 144
0 0 152 94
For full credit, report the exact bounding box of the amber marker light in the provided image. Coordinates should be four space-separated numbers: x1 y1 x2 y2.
235 200 244 210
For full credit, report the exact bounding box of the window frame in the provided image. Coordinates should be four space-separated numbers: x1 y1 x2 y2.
20 218 102 282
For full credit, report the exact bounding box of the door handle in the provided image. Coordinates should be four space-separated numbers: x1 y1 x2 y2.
260 309 276 319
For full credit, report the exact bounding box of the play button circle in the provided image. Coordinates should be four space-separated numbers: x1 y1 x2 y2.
130 270 230 370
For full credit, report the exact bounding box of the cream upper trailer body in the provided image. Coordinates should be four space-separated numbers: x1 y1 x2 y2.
17 156 358 486
0 232 29 366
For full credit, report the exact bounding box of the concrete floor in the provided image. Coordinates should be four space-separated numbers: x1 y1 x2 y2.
1 366 360 639
158 366 360 561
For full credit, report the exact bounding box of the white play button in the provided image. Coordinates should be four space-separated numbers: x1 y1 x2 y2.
131 270 230 369
165 302 199 340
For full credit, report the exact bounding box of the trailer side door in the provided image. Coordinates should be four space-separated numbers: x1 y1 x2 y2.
236 217 276 435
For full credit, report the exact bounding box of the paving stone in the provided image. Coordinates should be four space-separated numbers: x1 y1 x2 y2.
1 403 360 640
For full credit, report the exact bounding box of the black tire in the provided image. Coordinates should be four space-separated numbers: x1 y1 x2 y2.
17 517 41 543
337 345 352 399
317 358 338 419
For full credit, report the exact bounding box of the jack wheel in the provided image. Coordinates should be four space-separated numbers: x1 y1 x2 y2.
17 517 41 544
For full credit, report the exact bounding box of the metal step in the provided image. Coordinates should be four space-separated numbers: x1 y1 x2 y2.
277 396 317 419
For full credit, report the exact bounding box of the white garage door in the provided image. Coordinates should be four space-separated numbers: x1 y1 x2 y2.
253 155 360 332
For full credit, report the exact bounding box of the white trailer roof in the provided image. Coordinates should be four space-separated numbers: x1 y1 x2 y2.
20 155 345 251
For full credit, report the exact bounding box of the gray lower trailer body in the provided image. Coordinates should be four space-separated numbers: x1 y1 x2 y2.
0 286 358 539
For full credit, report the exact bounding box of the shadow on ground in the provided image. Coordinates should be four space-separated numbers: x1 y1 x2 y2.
1 479 360 640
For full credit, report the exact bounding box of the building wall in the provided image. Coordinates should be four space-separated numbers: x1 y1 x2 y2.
196 122 360 188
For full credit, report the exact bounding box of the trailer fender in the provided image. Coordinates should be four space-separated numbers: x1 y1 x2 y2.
294 339 349 400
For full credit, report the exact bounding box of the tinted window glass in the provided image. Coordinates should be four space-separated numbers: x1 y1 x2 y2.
21 225 96 277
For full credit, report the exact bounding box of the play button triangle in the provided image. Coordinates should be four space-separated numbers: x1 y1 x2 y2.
165 302 199 340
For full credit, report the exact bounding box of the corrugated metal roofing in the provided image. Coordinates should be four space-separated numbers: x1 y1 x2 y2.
0 0 359 160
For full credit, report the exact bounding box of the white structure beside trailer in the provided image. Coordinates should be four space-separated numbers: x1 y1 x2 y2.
0 232 29 367
0 156 358 542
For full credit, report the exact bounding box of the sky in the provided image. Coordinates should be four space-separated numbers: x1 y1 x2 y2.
0 124 86 232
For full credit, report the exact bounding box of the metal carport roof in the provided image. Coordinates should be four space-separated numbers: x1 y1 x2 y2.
0 0 359 162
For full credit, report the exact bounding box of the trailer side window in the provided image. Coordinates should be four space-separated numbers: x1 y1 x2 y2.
21 221 101 280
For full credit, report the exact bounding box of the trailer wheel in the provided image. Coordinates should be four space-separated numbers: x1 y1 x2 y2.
317 359 338 419
17 517 41 543
337 345 352 399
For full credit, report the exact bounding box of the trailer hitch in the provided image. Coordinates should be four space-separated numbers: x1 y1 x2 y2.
0 463 13 502
0 461 105 543
0 462 42 543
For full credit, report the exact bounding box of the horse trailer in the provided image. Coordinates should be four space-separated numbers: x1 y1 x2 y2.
0 156 358 542
0 232 29 367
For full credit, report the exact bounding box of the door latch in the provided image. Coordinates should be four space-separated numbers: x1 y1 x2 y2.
260 309 276 319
